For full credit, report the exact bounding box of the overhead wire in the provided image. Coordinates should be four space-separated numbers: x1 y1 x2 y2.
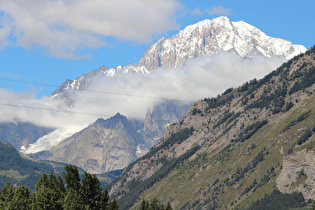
0 77 195 122
0 102 100 116
0 77 195 103
0 102 176 122
0 77 57 88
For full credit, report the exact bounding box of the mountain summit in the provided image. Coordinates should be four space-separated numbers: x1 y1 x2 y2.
51 16 306 96
138 16 306 70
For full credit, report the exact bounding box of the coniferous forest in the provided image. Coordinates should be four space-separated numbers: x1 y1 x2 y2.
0 164 174 210
0 165 118 210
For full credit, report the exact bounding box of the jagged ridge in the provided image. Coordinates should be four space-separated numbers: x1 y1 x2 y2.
33 113 146 174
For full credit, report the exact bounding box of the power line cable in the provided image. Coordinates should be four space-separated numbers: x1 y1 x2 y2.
0 102 99 116
0 77 57 88
83 88 193 103
0 102 176 122
0 77 195 103
0 77 196 121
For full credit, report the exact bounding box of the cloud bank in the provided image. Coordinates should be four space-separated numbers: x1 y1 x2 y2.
0 0 181 58
0 52 285 130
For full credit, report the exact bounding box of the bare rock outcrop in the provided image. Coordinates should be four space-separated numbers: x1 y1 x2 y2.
277 149 315 200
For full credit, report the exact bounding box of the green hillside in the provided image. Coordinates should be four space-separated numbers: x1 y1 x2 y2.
0 122 53 150
0 140 120 192
0 141 68 191
108 46 315 209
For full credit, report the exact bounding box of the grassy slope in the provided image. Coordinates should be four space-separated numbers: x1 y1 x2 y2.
132 93 315 209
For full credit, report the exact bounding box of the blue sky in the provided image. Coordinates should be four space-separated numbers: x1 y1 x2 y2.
0 0 314 97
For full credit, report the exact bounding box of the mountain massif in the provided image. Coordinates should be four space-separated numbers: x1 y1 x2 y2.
23 16 306 174
108 46 315 209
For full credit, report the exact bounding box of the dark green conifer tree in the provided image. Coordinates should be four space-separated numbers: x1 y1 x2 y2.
150 197 161 210
33 172 65 210
82 171 102 209
63 189 84 210
165 201 173 210
0 181 14 209
139 199 149 210
9 185 31 210
62 165 84 209
98 188 110 209
138 198 172 210
63 165 81 191
108 198 119 210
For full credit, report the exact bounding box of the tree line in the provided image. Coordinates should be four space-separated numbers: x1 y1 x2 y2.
0 165 119 210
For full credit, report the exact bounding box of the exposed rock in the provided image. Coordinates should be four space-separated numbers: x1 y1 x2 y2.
141 101 190 143
34 113 145 174
277 149 315 200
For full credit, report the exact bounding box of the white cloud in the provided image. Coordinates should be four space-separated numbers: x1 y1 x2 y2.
0 14 12 49
77 53 284 119
0 52 285 152
192 8 203 16
0 0 181 58
205 6 232 16
0 52 285 126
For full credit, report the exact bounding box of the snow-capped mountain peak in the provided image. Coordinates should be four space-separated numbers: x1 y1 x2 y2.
52 16 306 97
138 16 306 70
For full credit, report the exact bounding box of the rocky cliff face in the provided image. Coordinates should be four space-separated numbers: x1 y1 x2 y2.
277 149 315 200
141 101 190 143
108 46 315 209
30 103 190 174
34 113 145 174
